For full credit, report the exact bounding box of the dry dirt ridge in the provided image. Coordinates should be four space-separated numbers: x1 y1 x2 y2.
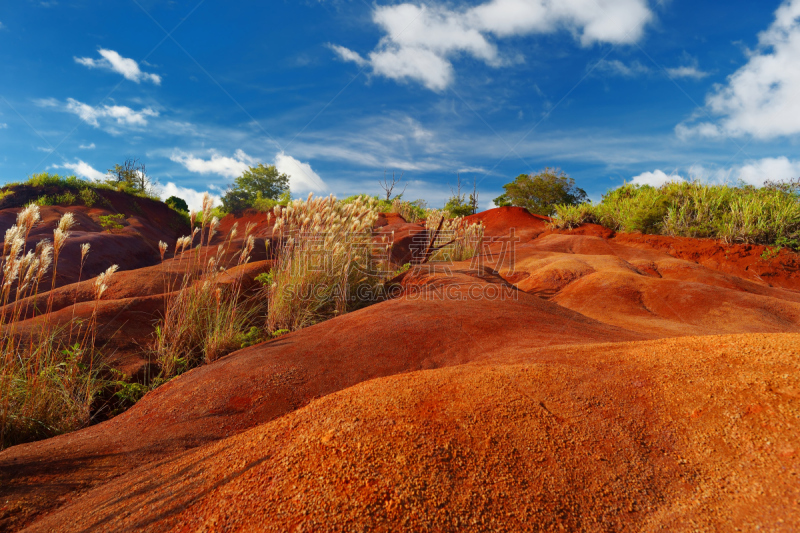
0 206 798 531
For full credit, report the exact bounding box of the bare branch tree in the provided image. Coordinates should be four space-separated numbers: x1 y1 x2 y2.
449 172 466 205
379 169 407 201
470 175 479 215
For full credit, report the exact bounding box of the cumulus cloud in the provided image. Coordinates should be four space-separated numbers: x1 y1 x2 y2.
161 182 221 212
677 0 800 139
57 160 107 181
633 157 800 188
170 149 253 179
629 169 685 187
689 157 800 186
275 152 327 192
79 142 96 149
171 149 328 192
75 49 162 84
333 0 654 91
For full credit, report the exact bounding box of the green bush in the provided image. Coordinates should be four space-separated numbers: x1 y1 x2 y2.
98 213 125 231
165 196 189 213
79 188 100 207
221 164 290 213
495 168 587 216
252 190 292 212
550 181 800 249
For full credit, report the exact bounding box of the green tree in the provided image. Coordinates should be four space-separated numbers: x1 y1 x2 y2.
221 164 290 213
107 158 155 196
165 196 189 212
495 168 587 216
444 173 479 217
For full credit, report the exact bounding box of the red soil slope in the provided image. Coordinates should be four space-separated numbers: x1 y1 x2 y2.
0 188 190 289
21 333 800 532
2 206 800 530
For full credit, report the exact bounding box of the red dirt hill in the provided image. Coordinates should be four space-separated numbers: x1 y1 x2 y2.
1 206 800 531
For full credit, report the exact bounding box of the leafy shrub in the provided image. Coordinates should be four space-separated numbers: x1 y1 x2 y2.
252 190 292 212
98 213 125 231
391 198 427 222
495 168 587 216
221 164 289 213
79 187 100 207
165 196 189 213
550 181 800 249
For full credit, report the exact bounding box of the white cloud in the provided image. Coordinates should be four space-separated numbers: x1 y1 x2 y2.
161 182 220 212
62 98 158 128
592 58 650 77
328 44 368 67
170 149 253 179
75 49 162 84
58 160 107 181
0 123 7 129
79 142 96 149
633 157 800 188
736 157 800 185
333 0 654 91
33 97 59 108
677 0 800 139
629 169 686 187
690 157 800 186
665 65 709 79
171 149 328 192
275 152 327 192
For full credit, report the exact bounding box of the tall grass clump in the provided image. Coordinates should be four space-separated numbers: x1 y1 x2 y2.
550 181 800 249
0 205 115 449
423 210 485 263
390 198 427 223
152 194 263 379
266 193 390 333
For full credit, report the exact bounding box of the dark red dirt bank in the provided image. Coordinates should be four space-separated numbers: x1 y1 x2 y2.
1 204 799 531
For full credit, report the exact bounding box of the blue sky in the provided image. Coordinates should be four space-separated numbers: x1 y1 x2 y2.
1 0 799 211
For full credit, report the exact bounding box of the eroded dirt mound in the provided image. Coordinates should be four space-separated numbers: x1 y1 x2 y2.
3 206 800 530
614 233 800 291
0 270 641 530
0 188 190 289
23 333 800 532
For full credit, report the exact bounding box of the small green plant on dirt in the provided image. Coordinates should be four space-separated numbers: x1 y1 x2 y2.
79 188 99 207
761 247 781 261
98 213 125 231
239 326 265 348
393 263 411 276
255 271 274 287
